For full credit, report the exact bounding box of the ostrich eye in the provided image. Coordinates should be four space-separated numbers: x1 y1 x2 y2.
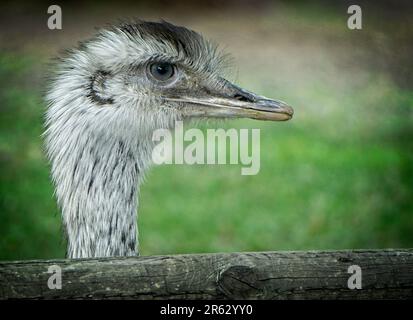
148 62 175 82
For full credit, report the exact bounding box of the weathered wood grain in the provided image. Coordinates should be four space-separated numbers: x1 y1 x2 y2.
1 249 412 299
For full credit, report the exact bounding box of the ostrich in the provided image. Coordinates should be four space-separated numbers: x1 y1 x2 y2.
45 21 293 259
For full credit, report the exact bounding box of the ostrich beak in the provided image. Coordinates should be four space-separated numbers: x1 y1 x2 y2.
166 80 294 121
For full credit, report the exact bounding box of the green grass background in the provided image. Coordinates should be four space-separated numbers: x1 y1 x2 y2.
0 1 412 260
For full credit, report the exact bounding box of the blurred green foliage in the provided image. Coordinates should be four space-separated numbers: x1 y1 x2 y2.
0 3 412 260
0 54 62 259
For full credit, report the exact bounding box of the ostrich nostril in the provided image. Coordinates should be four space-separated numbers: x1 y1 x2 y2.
233 93 254 103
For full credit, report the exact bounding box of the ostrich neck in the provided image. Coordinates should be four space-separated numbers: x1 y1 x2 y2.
57 132 151 259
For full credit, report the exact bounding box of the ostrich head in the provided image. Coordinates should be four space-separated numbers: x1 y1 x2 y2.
45 21 293 259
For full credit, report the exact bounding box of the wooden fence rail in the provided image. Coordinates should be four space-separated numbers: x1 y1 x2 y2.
0 249 412 299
